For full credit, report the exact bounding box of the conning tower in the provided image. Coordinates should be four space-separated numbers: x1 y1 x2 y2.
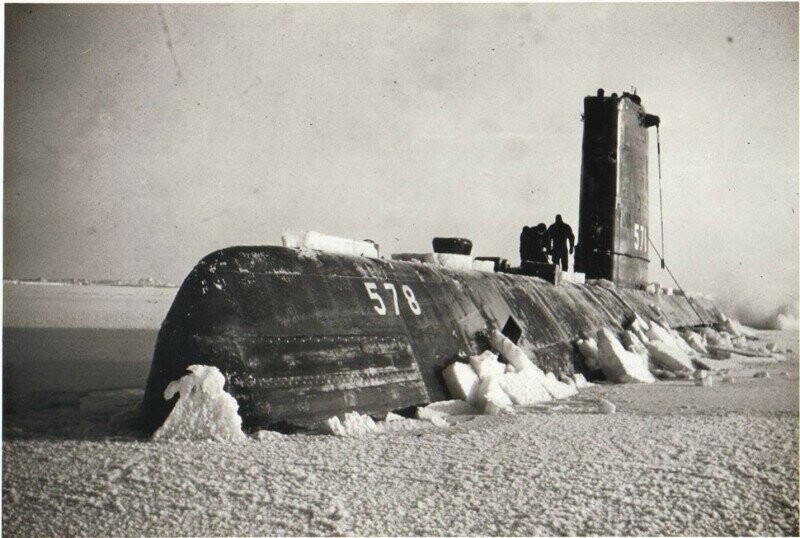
574 88 660 289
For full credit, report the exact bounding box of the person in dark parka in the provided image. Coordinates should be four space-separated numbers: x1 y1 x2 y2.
519 226 533 265
548 214 575 271
532 223 550 263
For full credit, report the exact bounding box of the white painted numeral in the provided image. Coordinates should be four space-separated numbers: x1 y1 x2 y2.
364 281 422 316
364 282 386 315
383 283 400 315
402 285 422 315
632 223 649 253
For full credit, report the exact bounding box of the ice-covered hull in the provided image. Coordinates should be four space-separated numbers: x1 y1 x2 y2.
139 245 720 433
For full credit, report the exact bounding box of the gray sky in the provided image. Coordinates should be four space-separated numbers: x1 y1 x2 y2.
4 3 798 319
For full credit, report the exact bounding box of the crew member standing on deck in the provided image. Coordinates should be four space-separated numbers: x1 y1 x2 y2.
548 214 575 271
519 226 533 265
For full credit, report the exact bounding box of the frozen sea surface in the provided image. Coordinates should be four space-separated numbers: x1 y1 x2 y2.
3 331 798 536
3 282 176 409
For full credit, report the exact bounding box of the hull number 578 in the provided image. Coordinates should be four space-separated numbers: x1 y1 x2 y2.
364 282 422 316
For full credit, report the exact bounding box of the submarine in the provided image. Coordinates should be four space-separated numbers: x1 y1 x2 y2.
139 89 722 433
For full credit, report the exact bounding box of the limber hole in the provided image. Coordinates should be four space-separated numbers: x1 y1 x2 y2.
501 316 522 345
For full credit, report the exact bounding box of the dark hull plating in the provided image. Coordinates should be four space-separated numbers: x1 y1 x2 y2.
140 246 720 433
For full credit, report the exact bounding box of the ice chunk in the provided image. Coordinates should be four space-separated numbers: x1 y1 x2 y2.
489 330 539 373
469 350 505 380
682 330 708 354
153 365 246 442
443 362 480 405
670 329 698 356
385 412 405 422
484 398 515 416
254 430 285 440
694 374 713 387
543 372 580 398
432 253 474 271
596 398 616 414
646 322 679 347
472 259 496 272
629 314 651 333
576 338 600 370
722 317 743 337
497 370 552 405
417 400 478 420
560 272 586 285
326 412 379 437
596 328 655 384
646 341 695 373
476 377 513 410
573 373 594 388
282 230 380 258
705 328 733 349
622 330 649 359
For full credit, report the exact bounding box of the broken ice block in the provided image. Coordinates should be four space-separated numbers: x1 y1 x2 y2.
432 253 474 271
542 371 580 398
682 330 708 354
417 400 477 420
573 373 594 388
443 362 480 405
646 341 695 373
576 338 600 370
472 259 496 272
597 398 616 414
596 328 655 384
283 230 380 258
469 350 505 380
476 377 513 409
490 330 538 373
497 370 552 405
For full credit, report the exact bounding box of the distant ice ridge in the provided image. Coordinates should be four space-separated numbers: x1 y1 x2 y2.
153 365 246 442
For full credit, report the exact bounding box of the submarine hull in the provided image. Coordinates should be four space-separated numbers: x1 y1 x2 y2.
139 245 720 433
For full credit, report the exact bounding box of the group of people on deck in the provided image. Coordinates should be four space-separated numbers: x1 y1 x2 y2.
520 214 575 271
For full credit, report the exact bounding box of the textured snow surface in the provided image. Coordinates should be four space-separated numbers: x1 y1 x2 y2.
4 343 798 537
153 365 246 442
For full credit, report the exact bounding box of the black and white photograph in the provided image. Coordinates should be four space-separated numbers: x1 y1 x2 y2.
2 2 798 536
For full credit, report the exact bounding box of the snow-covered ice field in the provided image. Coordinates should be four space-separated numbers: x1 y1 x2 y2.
3 282 176 410
2 283 798 536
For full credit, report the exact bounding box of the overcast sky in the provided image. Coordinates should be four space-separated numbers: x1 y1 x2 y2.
4 3 798 318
